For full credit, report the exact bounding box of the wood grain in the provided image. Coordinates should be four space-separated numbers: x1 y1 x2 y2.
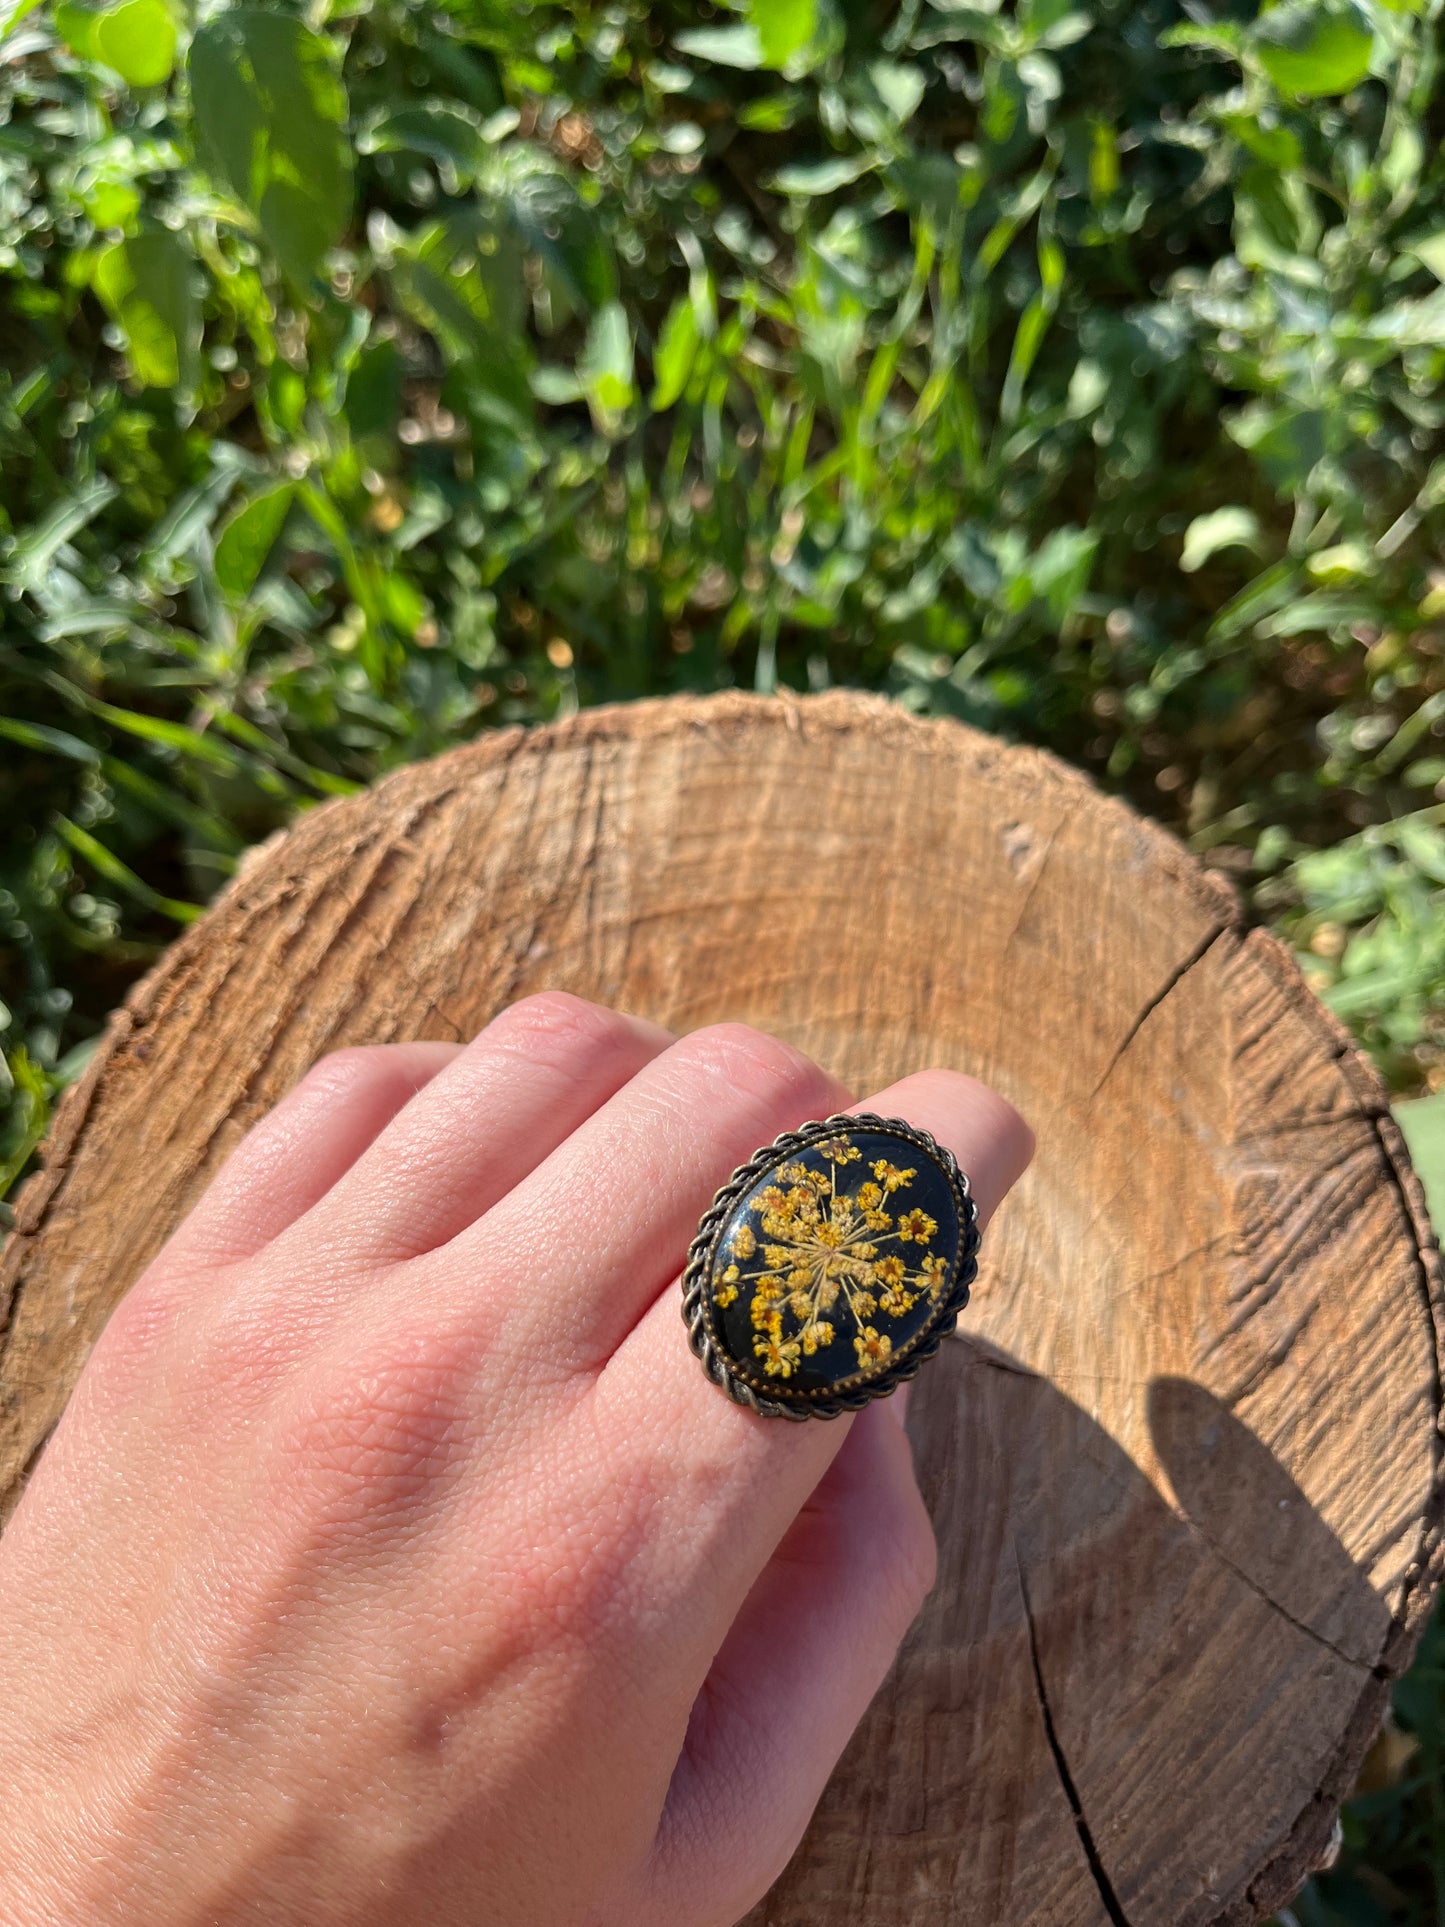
1 690 1440 1926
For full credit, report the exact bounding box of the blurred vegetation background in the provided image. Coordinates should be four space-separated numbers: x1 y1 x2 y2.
1 0 1444 1915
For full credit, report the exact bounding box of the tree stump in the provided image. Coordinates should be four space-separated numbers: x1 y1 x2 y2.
2 690 1441 1927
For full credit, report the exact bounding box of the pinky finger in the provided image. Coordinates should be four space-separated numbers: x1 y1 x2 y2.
156 1043 461 1270
646 1401 936 1927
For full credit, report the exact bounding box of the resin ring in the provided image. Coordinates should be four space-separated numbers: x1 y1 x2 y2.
682 1113 981 1420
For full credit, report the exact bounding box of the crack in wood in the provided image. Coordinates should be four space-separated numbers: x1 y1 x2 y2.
1173 1514 1380 1675
1091 920 1236 1100
420 997 467 1043
1015 1550 1133 1927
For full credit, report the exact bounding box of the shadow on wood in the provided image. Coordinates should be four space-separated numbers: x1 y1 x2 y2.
1 691 1439 1926
767 1340 1396 1926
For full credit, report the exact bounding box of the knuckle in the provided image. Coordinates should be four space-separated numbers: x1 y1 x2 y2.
271 1324 477 1531
680 1023 835 1112
487 991 637 1077
79 1272 187 1411
80 1266 292 1434
297 1045 396 1103
511 1458 655 1651
183 1285 308 1414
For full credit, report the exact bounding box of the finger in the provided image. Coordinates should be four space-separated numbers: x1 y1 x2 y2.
156 1043 462 1269
272 993 675 1269
646 1403 936 1927
854 1067 1036 1234
595 1068 1031 1687
441 1021 850 1368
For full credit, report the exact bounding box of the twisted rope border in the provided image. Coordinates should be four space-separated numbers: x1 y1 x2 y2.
680 1112 981 1421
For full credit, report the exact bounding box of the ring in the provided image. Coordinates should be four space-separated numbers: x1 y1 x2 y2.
682 1113 980 1420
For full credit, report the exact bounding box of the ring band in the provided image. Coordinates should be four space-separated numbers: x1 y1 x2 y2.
682 1113 980 1420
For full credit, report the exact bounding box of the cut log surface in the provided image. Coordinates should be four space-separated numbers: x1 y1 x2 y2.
2 691 1441 1927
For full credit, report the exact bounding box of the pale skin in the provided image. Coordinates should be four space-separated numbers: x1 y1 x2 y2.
0 993 1033 1927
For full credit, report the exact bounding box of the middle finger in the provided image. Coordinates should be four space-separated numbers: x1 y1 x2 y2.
435 1022 850 1371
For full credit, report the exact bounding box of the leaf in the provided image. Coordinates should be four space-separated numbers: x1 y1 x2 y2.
999 231 1064 426
85 696 243 770
579 299 635 430
1396 1093 1445 1234
1227 403 1327 488
769 153 879 195
1217 112 1301 171
1158 21 1245 56
385 213 531 407
6 477 118 592
912 2 1007 47
1255 3 1374 98
1409 233 1445 284
486 149 616 308
357 100 489 172
92 229 198 389
1258 592 1374 637
86 178 142 228
52 0 101 58
1363 289 1445 345
94 0 177 87
138 444 257 575
0 717 100 764
1000 289 1054 425
1029 526 1097 620
52 816 201 922
1036 10 1093 47
188 9 352 286
672 23 765 69
529 366 585 404
650 294 699 410
748 0 814 69
214 481 295 598
0 0 42 35
344 336 401 440
1305 542 1372 585
1180 507 1262 572
645 60 696 93
739 89 805 131
870 59 926 125
1382 122 1424 197
1396 818 1445 885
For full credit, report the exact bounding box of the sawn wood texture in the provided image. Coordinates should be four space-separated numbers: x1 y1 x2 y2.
1 691 1440 1927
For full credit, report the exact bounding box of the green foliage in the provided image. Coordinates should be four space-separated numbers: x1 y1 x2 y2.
1398 1088 1445 1226
2 0 1444 1141
189 10 353 287
1267 807 1445 1087
92 229 198 389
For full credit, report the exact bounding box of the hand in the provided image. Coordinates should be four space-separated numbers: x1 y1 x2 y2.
0 994 1032 1927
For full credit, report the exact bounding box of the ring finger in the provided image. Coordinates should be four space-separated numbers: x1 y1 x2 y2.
591 1066 1032 1680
